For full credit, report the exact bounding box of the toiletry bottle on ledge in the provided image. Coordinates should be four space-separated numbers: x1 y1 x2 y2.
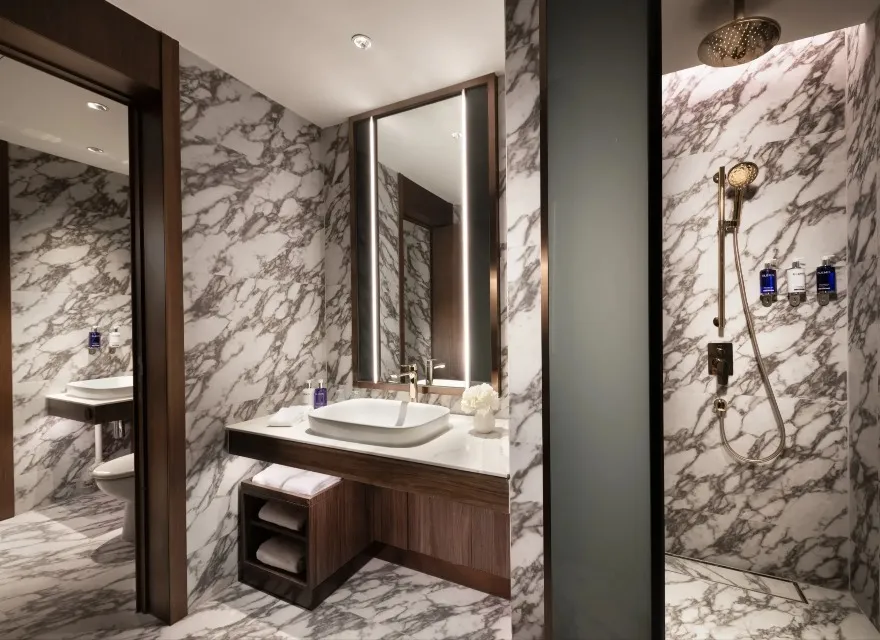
88 326 101 354
108 326 122 351
786 258 806 307
313 379 328 409
759 260 777 307
816 255 837 306
303 380 314 409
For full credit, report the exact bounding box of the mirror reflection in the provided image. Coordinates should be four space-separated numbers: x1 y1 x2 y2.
353 80 497 391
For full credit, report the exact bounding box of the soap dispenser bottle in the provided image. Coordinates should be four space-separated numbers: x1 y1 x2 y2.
816 255 837 306
88 326 101 354
108 326 122 353
759 260 778 307
786 258 806 307
313 379 328 409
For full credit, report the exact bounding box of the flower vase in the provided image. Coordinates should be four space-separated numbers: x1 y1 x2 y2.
472 412 496 434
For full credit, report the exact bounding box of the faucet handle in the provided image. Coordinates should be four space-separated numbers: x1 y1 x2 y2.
399 362 418 375
425 358 445 370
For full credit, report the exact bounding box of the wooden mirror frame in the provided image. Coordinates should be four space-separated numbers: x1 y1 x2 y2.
348 74 500 397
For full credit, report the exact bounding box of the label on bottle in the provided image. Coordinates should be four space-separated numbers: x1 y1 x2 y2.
314 388 328 409
817 266 836 293
88 331 101 349
760 269 777 295
787 268 806 294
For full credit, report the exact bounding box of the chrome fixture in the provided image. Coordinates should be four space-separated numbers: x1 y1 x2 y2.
86 101 108 112
698 0 780 68
425 359 446 385
390 363 419 402
708 343 733 386
111 420 127 439
711 161 786 465
87 146 104 154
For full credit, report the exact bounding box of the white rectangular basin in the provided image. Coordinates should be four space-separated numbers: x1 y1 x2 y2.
66 375 134 401
308 399 450 447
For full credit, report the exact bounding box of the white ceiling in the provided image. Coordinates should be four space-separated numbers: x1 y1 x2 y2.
106 0 505 128
378 95 463 204
663 0 880 73
0 56 128 174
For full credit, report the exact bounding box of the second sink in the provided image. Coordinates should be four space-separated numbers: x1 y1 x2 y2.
307 398 450 447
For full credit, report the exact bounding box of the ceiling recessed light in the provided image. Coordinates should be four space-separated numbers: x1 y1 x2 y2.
351 34 372 50
451 132 463 140
87 146 104 154
87 102 109 112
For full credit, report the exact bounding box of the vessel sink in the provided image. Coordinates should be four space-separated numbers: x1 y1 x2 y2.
66 375 134 401
308 398 450 446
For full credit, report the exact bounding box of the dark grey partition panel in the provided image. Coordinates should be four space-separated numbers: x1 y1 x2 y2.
545 0 664 637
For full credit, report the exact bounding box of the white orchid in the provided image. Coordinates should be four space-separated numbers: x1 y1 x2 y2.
460 383 500 416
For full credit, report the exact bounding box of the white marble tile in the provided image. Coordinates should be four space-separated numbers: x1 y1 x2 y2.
665 555 802 601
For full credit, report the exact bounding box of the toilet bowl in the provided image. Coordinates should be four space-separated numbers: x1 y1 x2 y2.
92 453 135 542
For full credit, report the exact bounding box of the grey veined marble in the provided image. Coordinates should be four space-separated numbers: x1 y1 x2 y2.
7 145 131 514
662 26 862 593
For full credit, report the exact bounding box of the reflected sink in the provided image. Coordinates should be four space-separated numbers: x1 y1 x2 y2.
308 398 450 447
66 375 134 401
418 378 466 388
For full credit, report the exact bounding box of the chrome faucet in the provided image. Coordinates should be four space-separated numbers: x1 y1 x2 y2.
425 358 446 385
391 363 419 402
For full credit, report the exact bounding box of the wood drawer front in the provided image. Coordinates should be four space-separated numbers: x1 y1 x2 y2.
407 494 510 578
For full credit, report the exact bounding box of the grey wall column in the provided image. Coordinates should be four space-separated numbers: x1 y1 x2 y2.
545 0 664 637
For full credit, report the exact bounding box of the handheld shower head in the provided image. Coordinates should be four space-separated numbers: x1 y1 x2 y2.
727 161 758 228
727 162 759 189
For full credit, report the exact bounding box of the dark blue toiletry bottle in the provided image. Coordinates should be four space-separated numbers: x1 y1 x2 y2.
760 261 777 307
313 379 328 409
816 255 837 306
88 326 101 352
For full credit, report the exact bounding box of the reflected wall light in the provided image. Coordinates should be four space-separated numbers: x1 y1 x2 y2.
460 90 470 388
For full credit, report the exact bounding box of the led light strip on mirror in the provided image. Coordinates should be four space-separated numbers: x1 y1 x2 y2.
460 89 470 388
370 116 379 383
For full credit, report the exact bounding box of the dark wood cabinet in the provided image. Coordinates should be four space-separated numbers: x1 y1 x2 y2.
369 486 409 548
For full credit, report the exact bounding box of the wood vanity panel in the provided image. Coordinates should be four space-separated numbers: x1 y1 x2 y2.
408 493 472 567
470 507 510 578
226 429 509 513
309 481 370 586
431 223 464 380
369 486 409 548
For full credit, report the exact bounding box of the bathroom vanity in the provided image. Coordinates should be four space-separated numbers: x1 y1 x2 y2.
225 409 510 599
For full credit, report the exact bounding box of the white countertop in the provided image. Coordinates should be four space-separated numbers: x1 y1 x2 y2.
45 392 133 407
225 407 509 478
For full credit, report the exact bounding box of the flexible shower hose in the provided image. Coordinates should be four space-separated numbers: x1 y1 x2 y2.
717 230 786 465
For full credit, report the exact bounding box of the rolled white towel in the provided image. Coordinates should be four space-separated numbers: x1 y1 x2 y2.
267 406 300 427
281 471 340 498
256 537 305 575
251 464 304 490
259 501 306 532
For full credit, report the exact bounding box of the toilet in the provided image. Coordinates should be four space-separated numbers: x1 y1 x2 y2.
92 453 135 542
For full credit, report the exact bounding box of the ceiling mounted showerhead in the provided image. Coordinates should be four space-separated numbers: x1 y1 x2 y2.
698 0 780 68
727 161 759 189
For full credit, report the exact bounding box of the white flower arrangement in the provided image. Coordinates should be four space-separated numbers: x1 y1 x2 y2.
460 383 500 416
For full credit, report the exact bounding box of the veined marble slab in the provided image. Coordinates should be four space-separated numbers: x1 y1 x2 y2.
665 554 803 602
225 406 509 478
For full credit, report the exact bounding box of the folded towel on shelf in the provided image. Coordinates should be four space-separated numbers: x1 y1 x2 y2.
281 471 340 498
259 501 307 532
251 464 303 490
267 406 300 427
256 536 305 575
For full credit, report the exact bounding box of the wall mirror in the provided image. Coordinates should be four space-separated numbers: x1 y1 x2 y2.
350 75 499 394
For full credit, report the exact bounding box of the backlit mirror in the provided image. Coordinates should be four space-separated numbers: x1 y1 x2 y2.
351 76 499 392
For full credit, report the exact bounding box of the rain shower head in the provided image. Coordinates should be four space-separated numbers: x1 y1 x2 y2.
727 162 759 189
698 0 780 68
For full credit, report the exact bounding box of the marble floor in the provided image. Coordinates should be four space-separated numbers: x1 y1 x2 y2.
666 556 880 639
0 492 511 640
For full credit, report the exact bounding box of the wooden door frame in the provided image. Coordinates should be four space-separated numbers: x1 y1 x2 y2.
0 0 187 623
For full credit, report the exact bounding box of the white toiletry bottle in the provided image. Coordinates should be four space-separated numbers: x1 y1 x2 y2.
303 380 314 409
108 326 122 350
786 258 806 307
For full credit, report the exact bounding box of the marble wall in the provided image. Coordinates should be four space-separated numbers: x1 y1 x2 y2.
662 31 850 588
847 8 880 627
377 163 401 378
8 144 131 514
180 49 327 604
403 219 432 367
505 0 545 636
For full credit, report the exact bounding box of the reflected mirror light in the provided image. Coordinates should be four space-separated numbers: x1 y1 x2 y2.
460 89 470 387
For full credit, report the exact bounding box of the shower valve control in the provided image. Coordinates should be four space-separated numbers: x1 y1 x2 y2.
708 342 734 386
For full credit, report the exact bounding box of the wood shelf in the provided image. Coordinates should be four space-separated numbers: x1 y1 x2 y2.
243 558 307 588
251 518 308 544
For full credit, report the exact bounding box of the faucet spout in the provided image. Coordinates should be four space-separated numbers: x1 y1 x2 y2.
391 363 419 402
